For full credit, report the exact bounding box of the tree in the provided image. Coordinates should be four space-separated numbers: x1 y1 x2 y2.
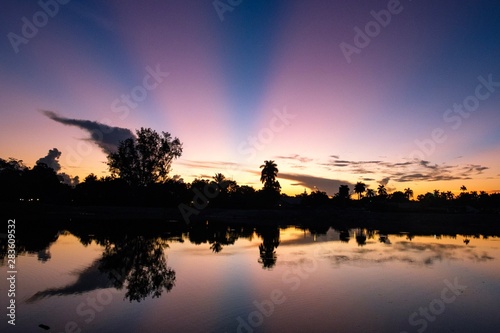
338 185 350 200
377 184 388 198
354 182 366 200
404 188 413 200
390 191 406 202
260 160 280 192
107 128 182 186
460 185 467 192
366 188 375 198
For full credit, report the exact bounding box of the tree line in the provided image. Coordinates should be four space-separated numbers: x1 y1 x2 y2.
1 128 499 212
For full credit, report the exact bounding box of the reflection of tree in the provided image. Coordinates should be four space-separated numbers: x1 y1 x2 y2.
210 242 223 253
355 229 367 246
339 230 350 243
98 236 175 302
188 222 241 253
256 227 280 269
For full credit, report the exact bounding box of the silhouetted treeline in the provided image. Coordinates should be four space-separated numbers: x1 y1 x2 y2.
2 157 500 213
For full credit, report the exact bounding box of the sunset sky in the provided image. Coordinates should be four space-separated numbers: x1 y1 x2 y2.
1 0 499 196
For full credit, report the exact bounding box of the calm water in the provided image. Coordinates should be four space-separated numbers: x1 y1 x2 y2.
2 223 500 333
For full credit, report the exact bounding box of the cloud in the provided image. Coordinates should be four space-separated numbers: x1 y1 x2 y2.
320 157 490 185
274 154 313 163
379 177 390 186
36 148 62 172
42 110 134 154
279 172 354 195
36 148 79 186
177 160 240 173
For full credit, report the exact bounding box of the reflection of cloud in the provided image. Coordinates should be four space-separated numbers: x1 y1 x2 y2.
26 259 113 303
313 240 494 267
42 110 134 154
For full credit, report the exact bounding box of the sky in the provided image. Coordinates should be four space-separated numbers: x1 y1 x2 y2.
1 0 499 196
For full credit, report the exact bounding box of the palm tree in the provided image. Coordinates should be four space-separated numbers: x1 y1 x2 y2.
377 184 387 198
260 160 280 192
213 173 226 184
338 185 350 200
354 182 366 200
404 188 413 200
366 188 375 198
460 185 467 192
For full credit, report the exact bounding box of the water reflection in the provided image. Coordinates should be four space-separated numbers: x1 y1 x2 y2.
27 236 176 303
355 229 367 246
255 226 280 269
187 222 254 253
27 259 115 303
98 236 176 302
5 219 500 333
4 219 500 307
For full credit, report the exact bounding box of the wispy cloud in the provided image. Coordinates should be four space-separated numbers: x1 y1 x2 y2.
177 160 240 171
274 154 314 163
320 157 489 184
42 110 134 155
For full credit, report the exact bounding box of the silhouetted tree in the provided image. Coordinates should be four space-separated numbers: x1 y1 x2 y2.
366 188 375 198
337 185 350 200
0 158 27 201
260 160 280 192
377 184 388 198
404 188 413 200
107 128 182 186
390 191 406 202
354 182 366 200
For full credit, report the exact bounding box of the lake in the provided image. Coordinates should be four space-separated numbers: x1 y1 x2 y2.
2 221 500 333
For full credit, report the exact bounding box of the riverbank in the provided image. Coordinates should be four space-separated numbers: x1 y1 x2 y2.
3 203 499 236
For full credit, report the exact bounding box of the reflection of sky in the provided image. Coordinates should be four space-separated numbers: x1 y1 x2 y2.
8 230 500 332
1 1 499 196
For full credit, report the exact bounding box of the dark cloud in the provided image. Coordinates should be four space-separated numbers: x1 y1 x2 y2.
36 148 79 186
58 173 80 186
36 148 62 172
379 177 390 186
42 110 134 154
279 173 354 195
320 157 489 185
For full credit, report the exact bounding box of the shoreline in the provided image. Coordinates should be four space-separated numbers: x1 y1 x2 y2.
3 203 500 236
